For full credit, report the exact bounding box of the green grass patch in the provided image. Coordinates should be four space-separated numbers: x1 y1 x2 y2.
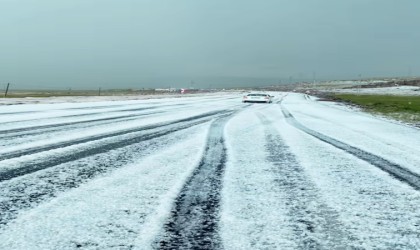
334 94 420 124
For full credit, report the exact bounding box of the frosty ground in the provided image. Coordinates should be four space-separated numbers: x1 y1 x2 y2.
0 92 419 249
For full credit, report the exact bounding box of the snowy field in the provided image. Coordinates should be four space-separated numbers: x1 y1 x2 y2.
0 92 419 249
326 85 420 96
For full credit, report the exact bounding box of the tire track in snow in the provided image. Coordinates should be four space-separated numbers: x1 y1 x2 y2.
0 110 228 162
0 110 159 138
0 124 206 227
0 111 163 139
0 99 218 126
0 106 158 125
258 114 356 249
157 115 232 249
0 111 232 181
281 106 420 191
0 102 207 141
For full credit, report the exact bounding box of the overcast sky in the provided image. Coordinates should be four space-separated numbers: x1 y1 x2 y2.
1 0 419 89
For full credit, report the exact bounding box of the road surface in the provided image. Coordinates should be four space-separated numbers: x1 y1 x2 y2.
0 93 419 249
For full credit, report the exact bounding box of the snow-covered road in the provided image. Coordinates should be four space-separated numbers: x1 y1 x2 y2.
0 93 419 249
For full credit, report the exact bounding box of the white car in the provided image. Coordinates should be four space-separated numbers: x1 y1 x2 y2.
242 93 273 103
